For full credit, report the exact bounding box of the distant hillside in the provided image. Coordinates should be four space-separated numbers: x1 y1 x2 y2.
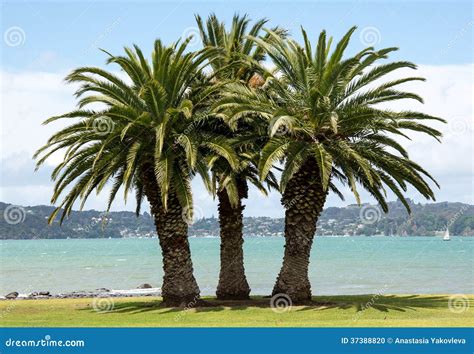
0 200 473 239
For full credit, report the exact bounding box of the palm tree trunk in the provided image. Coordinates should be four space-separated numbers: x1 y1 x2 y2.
216 178 250 300
272 158 328 304
141 167 200 307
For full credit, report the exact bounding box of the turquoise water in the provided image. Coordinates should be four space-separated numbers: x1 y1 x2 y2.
0 237 473 295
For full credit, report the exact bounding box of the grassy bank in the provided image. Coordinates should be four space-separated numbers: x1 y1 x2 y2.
0 295 472 327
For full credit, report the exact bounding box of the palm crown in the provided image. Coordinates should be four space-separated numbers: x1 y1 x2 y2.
215 27 445 212
195 14 283 204
34 38 238 223
196 13 285 83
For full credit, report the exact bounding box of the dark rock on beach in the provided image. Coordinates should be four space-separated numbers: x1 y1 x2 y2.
137 283 153 289
5 292 19 299
96 288 110 292
65 291 97 298
26 291 50 299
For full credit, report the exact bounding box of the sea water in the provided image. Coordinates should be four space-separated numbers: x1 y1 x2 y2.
0 237 472 295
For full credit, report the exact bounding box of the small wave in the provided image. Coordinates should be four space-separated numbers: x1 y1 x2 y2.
318 235 350 238
189 235 218 239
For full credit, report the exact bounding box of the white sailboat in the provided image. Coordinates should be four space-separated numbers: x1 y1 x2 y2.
443 228 450 241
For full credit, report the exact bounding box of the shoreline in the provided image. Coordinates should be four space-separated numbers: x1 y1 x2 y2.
1 286 162 301
3 290 474 301
2 235 473 240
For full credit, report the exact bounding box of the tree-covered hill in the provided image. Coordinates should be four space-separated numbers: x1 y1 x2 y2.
0 200 472 239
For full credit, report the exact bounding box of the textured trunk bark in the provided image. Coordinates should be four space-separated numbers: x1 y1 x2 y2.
272 158 328 304
140 166 200 307
216 179 251 300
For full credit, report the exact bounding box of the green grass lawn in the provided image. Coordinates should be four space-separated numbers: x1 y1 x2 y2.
1 294 472 327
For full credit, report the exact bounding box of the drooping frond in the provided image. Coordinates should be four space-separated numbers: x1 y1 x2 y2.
214 26 445 213
35 37 235 223
196 13 284 205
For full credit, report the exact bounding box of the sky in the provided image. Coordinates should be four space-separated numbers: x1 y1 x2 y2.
1 0 473 218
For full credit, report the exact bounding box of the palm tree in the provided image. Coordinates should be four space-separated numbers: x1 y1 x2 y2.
206 121 279 300
196 14 281 299
34 38 238 306
214 27 445 303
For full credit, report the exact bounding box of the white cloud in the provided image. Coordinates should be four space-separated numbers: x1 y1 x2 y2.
378 64 473 178
1 64 472 215
0 70 76 165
